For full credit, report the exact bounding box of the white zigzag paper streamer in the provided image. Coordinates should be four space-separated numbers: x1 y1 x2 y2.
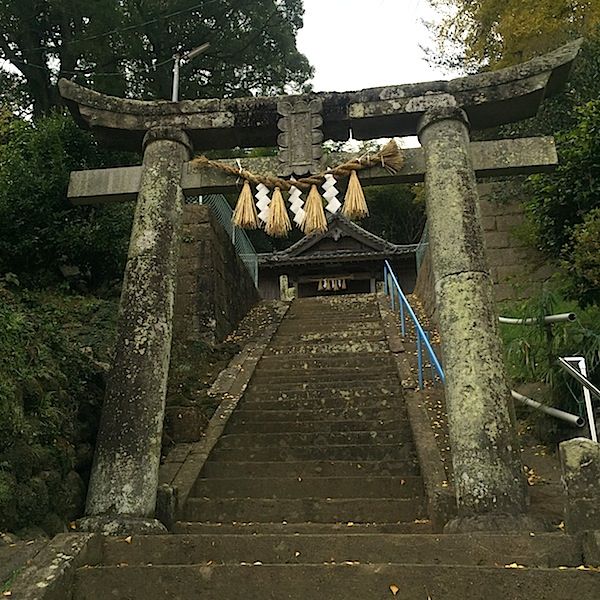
288 185 305 227
322 173 341 214
255 183 271 223
293 207 306 226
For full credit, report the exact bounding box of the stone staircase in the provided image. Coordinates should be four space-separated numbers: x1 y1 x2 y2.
73 294 598 599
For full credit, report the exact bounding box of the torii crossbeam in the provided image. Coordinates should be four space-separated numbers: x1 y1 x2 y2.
59 40 581 535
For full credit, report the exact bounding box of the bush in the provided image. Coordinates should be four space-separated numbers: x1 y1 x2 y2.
500 287 600 424
526 99 600 306
0 110 135 288
564 208 600 306
0 279 117 532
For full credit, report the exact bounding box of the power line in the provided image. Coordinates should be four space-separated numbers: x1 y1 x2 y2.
9 0 222 55
5 54 175 77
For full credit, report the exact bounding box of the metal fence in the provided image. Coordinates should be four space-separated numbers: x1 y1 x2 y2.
199 194 259 287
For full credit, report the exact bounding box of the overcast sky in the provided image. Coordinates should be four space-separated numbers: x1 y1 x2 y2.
296 0 460 92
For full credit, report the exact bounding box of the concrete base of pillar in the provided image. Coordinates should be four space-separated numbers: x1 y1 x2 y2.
77 515 168 536
444 513 548 534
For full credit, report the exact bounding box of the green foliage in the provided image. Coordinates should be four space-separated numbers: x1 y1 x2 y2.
564 208 600 306
362 185 426 245
0 111 134 288
526 99 600 305
0 280 117 532
500 288 600 419
0 0 312 116
426 0 600 71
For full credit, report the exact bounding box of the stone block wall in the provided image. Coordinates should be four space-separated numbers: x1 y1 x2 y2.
479 182 554 303
173 204 260 345
414 182 555 320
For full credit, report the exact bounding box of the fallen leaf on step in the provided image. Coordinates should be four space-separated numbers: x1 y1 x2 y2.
504 563 526 569
295 551 301 557
124 536 132 544
253 561 263 565
347 522 354 527
3 591 12 597
389 584 399 596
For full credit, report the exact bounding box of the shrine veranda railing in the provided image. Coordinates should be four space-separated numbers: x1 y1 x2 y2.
383 259 445 390
199 194 259 287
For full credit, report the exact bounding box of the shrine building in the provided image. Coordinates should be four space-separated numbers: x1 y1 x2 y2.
257 213 418 299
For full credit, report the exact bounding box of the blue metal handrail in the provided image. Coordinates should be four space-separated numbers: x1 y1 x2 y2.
383 259 445 389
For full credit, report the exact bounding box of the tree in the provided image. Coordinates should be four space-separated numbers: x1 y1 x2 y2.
0 110 135 287
426 0 600 71
527 99 600 306
362 185 426 245
0 0 313 117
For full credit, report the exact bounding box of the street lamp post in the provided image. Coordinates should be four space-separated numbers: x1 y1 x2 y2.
171 42 210 101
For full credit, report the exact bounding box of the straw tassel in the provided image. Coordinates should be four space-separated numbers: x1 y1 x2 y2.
342 170 369 220
265 187 291 237
302 184 328 234
231 180 259 229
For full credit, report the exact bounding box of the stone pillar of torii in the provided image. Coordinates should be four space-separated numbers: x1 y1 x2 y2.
60 39 581 534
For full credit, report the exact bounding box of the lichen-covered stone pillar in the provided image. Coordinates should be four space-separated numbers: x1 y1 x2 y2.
417 106 528 530
80 127 192 534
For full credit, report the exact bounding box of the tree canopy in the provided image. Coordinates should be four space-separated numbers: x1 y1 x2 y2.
426 0 600 71
0 0 313 117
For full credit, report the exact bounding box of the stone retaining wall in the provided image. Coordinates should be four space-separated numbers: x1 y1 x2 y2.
173 204 260 345
415 182 554 320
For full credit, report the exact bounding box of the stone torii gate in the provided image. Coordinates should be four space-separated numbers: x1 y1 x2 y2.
60 40 581 534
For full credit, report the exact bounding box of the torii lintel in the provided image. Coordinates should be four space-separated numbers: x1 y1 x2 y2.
58 39 582 152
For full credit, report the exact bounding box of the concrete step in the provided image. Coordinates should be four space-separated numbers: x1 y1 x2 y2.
238 399 403 411
209 444 416 462
238 394 405 413
191 476 424 499
254 361 398 380
215 431 411 450
200 460 421 479
241 386 402 403
277 314 382 324
264 341 389 355
256 353 395 369
277 312 381 332
183 497 425 523
250 367 398 382
271 332 385 345
100 533 581 568
244 378 401 394
75 563 600 600
172 521 433 535
229 407 404 422
224 418 409 434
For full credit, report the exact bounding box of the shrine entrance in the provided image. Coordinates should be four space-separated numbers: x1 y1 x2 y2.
59 39 581 534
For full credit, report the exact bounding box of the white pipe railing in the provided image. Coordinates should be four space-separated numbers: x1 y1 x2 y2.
499 313 576 325
558 357 599 442
511 390 584 427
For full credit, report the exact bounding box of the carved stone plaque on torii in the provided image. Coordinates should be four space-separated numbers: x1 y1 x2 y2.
60 40 581 534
